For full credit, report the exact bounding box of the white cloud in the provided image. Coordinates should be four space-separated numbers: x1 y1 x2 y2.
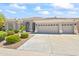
35 6 42 11
53 11 63 15
6 10 16 14
68 11 77 15
35 6 49 15
52 10 78 18
9 4 26 10
52 3 74 9
69 12 76 14
38 11 50 15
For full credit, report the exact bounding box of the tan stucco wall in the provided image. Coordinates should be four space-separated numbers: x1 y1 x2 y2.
4 18 79 34
76 21 79 33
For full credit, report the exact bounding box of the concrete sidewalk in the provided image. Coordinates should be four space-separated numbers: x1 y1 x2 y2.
18 34 79 56
0 47 49 56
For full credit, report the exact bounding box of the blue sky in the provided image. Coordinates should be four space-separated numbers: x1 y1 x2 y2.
0 3 79 18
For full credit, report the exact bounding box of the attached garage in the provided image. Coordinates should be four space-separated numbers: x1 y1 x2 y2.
62 24 74 34
33 19 76 34
35 24 59 34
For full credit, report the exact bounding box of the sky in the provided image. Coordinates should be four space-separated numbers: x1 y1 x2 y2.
0 3 79 18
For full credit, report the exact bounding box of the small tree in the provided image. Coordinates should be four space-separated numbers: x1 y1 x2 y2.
0 13 5 31
19 25 27 32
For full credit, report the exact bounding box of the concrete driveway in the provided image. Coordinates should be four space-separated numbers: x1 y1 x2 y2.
18 34 79 56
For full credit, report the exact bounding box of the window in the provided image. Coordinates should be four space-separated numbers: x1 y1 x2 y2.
70 24 72 26
53 24 55 26
56 24 58 26
62 24 66 26
65 24 67 26
67 24 69 26
52 24 54 26
46 24 48 26
47 24 50 26
62 24 64 26
51 24 53 26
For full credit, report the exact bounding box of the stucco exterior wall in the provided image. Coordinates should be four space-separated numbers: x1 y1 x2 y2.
76 21 79 33
4 18 79 34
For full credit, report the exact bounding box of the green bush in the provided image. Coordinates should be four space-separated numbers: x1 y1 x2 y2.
20 32 29 39
6 34 21 44
0 31 7 41
14 30 19 33
7 30 15 36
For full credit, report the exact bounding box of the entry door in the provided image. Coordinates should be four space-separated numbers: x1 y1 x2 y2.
62 24 74 34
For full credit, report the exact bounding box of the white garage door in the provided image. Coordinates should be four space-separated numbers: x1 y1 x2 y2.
36 24 59 34
62 24 74 34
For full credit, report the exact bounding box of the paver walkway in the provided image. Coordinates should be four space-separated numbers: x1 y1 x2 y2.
18 34 79 56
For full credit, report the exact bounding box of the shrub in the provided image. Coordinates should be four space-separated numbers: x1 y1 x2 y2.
0 31 7 41
6 34 21 44
14 30 19 33
20 32 29 39
7 30 15 36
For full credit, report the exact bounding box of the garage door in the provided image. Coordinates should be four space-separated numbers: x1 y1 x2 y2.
36 24 59 34
62 24 74 34
51 24 59 34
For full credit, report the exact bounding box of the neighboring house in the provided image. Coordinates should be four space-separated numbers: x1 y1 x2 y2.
4 18 79 34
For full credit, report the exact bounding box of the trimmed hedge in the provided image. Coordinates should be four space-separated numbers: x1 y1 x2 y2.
6 34 21 44
7 30 15 36
0 31 7 41
20 32 29 39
